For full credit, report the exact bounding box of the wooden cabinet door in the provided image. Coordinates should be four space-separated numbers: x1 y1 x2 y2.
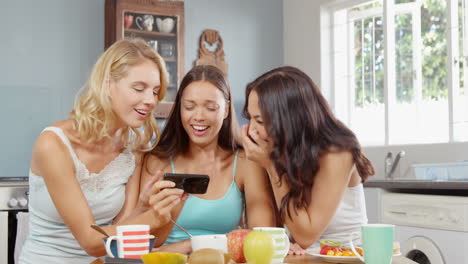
105 0 184 118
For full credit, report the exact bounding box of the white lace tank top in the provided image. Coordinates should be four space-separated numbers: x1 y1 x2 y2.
19 127 135 264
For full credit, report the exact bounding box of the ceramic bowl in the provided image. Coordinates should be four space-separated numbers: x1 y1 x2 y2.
191 234 228 253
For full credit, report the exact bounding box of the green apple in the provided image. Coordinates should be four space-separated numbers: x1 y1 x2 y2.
243 231 274 264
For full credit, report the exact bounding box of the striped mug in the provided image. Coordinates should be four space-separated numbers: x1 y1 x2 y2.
105 225 151 259
253 227 290 263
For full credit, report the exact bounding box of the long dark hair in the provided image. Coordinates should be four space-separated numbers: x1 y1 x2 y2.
150 65 241 160
243 66 374 221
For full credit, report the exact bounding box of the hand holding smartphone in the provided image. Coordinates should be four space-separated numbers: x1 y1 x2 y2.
163 173 210 194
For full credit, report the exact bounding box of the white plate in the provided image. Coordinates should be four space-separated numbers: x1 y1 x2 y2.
307 247 401 264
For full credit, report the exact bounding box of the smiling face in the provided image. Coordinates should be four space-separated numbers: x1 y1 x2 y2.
180 80 229 147
109 59 161 129
246 90 270 141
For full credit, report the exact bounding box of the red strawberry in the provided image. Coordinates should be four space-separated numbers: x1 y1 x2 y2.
320 245 331 255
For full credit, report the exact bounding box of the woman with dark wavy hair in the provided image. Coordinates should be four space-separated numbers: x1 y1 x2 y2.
241 66 374 252
141 65 275 254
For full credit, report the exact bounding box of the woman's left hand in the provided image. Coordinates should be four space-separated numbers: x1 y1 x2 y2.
288 242 306 255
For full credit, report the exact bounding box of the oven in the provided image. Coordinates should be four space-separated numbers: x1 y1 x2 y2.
0 177 29 264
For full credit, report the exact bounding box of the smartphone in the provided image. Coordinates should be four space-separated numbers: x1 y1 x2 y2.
163 173 210 194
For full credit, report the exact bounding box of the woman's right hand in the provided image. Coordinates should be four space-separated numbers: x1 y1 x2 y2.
241 124 273 169
140 171 188 225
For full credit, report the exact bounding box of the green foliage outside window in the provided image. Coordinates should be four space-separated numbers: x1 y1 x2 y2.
354 0 448 107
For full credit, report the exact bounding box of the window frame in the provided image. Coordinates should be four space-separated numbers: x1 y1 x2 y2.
322 0 465 146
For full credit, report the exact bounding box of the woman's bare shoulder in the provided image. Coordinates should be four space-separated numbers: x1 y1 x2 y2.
234 149 266 180
31 121 75 176
318 150 355 179
320 150 353 165
45 119 81 143
143 154 170 172
235 149 261 167
35 120 75 150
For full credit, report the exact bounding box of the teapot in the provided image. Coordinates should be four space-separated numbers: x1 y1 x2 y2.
136 15 154 31
156 17 175 33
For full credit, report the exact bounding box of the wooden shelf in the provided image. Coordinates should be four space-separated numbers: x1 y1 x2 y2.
124 28 176 38
106 0 184 118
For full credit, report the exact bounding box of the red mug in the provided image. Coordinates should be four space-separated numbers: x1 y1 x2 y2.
124 15 134 29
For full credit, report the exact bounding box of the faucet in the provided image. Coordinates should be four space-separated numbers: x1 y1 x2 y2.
385 151 405 179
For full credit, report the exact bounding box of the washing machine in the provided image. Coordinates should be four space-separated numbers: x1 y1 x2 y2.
381 192 468 264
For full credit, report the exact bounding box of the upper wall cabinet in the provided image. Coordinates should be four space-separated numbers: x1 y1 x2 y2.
105 0 184 118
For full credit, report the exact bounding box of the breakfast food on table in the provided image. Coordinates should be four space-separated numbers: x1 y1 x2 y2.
188 248 231 264
393 241 401 255
319 239 342 249
140 252 187 264
243 231 275 264
318 239 401 257
320 245 363 257
227 228 252 263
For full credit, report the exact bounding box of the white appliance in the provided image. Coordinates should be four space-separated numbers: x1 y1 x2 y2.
0 178 29 264
381 192 468 264
364 187 384 223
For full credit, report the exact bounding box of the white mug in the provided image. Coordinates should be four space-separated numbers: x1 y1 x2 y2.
105 225 150 259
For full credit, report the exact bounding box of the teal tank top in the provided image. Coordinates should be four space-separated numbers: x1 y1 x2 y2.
164 151 244 244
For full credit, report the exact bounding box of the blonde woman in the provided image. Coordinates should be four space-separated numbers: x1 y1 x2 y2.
19 39 186 264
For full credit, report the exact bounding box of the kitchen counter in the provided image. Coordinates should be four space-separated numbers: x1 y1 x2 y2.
364 178 468 195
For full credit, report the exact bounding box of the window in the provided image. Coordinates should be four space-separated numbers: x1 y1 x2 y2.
326 0 468 146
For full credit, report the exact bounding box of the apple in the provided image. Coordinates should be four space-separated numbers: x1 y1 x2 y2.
243 231 274 264
227 229 252 263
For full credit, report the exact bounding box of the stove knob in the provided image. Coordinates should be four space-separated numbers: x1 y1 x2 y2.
8 198 18 208
18 198 28 208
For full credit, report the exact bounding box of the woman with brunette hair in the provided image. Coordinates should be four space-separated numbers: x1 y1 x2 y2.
141 65 275 254
19 39 185 264
241 66 374 251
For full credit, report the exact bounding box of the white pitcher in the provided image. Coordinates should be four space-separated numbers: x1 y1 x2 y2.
136 15 154 31
156 17 175 33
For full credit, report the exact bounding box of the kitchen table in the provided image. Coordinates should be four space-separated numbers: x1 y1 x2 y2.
89 254 417 264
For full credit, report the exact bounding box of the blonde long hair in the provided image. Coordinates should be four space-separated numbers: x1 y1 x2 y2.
70 39 168 151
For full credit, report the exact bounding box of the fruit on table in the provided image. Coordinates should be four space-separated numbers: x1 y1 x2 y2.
319 239 342 249
223 252 232 264
188 248 226 264
320 246 362 257
354 247 363 256
243 231 274 264
320 245 331 255
227 228 252 263
141 252 187 264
